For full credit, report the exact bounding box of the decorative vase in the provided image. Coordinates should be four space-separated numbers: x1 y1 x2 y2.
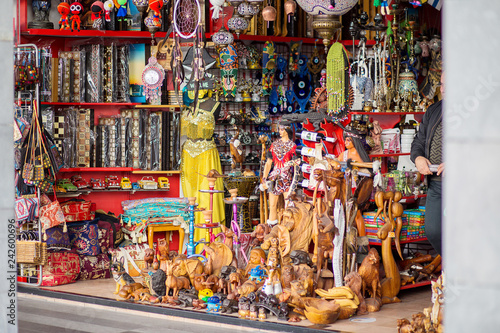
398 71 418 96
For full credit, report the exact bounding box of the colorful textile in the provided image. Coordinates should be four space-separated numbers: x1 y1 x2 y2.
77 253 111 280
68 219 100 255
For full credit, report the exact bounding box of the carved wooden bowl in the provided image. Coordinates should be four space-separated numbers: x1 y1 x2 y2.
302 298 340 325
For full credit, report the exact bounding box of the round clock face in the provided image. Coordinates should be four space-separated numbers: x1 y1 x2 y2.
144 69 160 85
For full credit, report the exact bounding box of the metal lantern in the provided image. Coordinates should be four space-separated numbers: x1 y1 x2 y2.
212 25 235 47
295 0 357 47
132 0 149 13
262 5 276 22
237 2 259 19
227 13 249 36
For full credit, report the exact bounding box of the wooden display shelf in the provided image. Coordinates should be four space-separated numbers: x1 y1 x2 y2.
350 111 426 115
370 153 411 158
41 102 141 106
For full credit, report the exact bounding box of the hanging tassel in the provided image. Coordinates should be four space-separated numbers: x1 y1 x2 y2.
141 233 147 243
43 232 47 241
63 222 67 233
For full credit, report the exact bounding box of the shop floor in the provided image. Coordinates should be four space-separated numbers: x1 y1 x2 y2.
19 278 432 333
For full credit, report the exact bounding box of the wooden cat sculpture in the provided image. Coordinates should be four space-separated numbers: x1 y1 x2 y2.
158 238 170 261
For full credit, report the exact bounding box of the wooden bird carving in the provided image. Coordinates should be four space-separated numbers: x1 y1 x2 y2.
229 126 244 170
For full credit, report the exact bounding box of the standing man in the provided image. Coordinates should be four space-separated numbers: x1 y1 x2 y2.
410 74 445 254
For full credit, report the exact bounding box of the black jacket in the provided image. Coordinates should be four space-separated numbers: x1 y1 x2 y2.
410 100 443 163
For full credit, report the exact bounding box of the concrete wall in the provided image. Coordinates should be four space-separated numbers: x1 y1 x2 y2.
444 1 500 332
0 1 15 332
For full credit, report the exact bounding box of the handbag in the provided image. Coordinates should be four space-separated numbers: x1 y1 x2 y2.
68 219 101 255
60 199 92 222
45 225 71 251
39 191 66 238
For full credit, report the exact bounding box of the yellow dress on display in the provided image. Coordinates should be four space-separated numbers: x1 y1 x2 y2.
181 101 225 252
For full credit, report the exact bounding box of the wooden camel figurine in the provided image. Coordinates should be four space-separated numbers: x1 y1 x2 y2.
230 126 244 170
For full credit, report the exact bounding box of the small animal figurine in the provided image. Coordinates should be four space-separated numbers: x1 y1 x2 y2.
238 300 250 318
130 287 151 301
250 223 271 247
249 304 258 320
258 307 267 321
248 265 267 283
165 260 190 297
206 296 221 312
229 271 242 293
281 264 295 290
359 248 381 299
198 288 214 302
118 282 145 299
157 238 170 261
111 257 137 295
289 250 313 266
177 290 198 307
69 2 83 31
57 2 71 30
220 298 239 314
344 271 367 315
143 248 155 269
220 225 235 251
397 318 413 333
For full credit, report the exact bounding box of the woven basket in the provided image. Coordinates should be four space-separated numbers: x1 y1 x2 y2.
17 241 47 265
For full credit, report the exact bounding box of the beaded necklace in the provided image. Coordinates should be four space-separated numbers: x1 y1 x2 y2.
326 42 350 120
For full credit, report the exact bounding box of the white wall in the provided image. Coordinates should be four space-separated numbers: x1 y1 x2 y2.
444 1 500 332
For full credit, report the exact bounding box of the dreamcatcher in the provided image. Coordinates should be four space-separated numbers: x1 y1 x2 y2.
173 0 201 39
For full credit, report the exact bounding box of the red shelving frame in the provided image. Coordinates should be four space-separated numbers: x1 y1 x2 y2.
350 112 425 115
59 167 135 172
400 279 433 290
22 29 378 46
41 102 141 107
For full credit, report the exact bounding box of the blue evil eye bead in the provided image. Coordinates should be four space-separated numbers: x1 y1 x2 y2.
298 81 305 88
313 57 319 64
278 72 284 80
299 59 305 65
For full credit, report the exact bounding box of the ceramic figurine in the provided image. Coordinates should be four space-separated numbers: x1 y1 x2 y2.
111 257 137 294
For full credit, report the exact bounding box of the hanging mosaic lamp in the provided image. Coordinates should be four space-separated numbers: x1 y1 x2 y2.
212 25 235 47
227 12 249 37
295 0 357 48
238 1 259 19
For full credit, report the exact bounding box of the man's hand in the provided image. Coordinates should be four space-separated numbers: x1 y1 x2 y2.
437 163 445 176
415 156 432 175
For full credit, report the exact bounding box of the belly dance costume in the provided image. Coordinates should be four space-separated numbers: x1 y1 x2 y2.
268 139 297 196
181 102 224 252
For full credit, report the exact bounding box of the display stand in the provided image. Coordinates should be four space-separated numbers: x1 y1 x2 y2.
182 196 204 256
223 175 259 232
224 189 249 265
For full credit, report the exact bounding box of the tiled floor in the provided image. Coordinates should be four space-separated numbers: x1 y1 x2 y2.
31 278 433 333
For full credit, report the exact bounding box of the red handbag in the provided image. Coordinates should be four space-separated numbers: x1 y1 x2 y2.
39 192 66 238
60 199 92 222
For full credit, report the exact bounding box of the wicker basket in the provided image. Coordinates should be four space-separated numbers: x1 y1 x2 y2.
16 241 47 265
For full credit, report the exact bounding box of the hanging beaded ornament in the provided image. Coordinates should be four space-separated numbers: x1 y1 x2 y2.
142 56 165 105
326 42 350 121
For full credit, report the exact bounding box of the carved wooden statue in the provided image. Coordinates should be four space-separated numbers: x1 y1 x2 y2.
374 191 403 304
